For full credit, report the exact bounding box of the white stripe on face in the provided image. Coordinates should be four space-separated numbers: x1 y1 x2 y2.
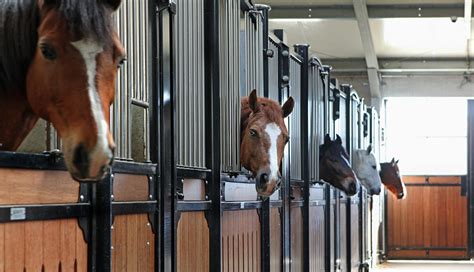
71 39 111 177
265 123 282 181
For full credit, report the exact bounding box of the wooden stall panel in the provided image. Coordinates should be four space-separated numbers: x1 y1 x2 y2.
0 219 87 271
112 214 155 272
113 174 149 201
270 208 282 272
290 207 303 272
222 210 261 272
309 206 325 272
0 169 79 204
177 212 209 272
388 176 468 259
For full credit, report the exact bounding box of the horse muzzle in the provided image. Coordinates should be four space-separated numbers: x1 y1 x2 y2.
69 143 114 182
255 172 281 197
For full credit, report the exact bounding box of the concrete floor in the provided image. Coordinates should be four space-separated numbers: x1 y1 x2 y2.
374 261 474 272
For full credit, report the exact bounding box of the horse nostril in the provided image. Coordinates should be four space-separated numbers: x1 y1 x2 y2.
349 182 357 193
73 143 89 174
259 173 269 185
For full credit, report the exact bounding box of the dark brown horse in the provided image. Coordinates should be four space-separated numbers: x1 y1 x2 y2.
320 134 359 196
0 0 125 181
380 158 406 199
241 90 294 197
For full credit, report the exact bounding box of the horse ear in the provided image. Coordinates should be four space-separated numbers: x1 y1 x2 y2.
249 89 260 113
390 157 395 164
395 159 399 164
282 97 294 118
324 134 331 145
366 145 372 155
102 0 122 11
335 135 342 145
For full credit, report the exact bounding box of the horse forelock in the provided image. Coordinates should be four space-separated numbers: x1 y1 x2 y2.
241 96 286 140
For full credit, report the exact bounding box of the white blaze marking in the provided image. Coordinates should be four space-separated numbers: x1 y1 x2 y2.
71 39 110 176
265 123 281 181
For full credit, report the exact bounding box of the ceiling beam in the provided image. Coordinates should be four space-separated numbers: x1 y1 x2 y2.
352 0 381 100
269 4 465 19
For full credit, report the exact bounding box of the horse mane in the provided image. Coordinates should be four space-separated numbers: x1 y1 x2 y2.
241 96 285 141
319 140 350 161
0 0 39 93
0 0 115 93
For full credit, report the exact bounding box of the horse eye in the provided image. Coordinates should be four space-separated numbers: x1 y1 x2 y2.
249 129 257 137
372 166 377 170
117 57 127 69
40 45 57 60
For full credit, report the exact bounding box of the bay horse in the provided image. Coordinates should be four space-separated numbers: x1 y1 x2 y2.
352 145 382 195
380 158 406 199
0 0 125 182
320 134 359 196
241 90 294 197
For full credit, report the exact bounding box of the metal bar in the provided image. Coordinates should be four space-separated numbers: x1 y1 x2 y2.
294 44 310 272
389 247 468 251
93 174 113 271
176 201 212 211
158 3 176 271
0 203 90 223
222 201 262 210
468 100 474 258
176 166 211 180
204 0 222 271
112 201 157 215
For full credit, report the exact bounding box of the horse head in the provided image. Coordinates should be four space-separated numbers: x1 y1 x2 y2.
352 145 382 195
240 90 294 197
319 134 359 196
26 0 125 182
380 158 406 199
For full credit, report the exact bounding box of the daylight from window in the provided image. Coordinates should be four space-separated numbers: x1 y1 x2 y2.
385 98 467 175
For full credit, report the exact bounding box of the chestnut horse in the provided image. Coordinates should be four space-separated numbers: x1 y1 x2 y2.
320 134 359 196
380 158 406 199
241 90 294 197
352 145 382 195
0 0 125 181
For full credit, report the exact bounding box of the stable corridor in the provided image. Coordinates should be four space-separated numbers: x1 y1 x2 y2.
375 261 474 272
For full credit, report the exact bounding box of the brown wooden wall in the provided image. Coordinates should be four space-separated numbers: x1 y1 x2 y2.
112 214 155 271
222 210 261 272
387 176 468 259
270 208 282 272
177 212 209 272
0 219 87 271
309 206 325 272
290 207 303 271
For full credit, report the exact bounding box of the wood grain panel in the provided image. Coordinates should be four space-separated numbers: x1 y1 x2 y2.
0 169 79 204
177 212 209 272
112 214 154 272
291 207 303 272
222 210 261 272
402 176 426 184
388 176 468 260
270 208 282 272
309 206 325 272
0 219 87 271
113 174 149 201
388 250 427 259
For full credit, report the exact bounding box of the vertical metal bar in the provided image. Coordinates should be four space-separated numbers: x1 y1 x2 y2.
342 84 353 272
277 39 291 272
204 0 222 271
93 174 113 271
157 1 176 270
294 44 310 272
147 0 159 269
468 100 474 258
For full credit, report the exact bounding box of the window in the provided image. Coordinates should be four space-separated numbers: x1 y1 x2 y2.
385 98 467 175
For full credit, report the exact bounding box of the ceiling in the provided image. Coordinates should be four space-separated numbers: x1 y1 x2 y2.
261 0 472 63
